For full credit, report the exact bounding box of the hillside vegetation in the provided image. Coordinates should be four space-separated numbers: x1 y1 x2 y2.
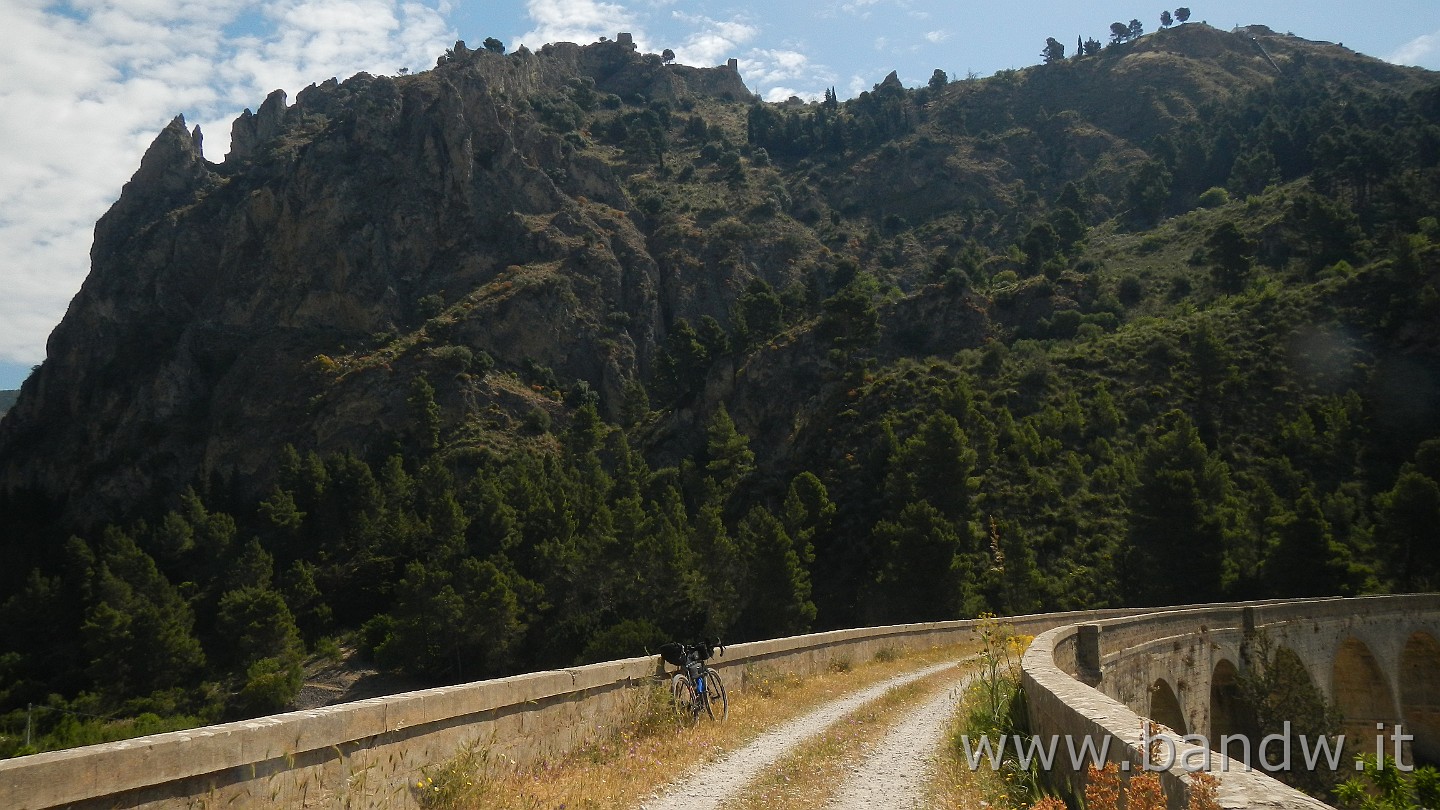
1 21 1438 753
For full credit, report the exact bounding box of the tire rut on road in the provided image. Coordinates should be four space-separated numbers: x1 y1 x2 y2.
637 660 963 810
825 670 975 810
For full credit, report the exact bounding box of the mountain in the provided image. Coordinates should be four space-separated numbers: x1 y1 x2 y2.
2 23 1439 748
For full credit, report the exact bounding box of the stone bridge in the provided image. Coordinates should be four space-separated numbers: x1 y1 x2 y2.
2 595 1436 808
1024 594 1440 809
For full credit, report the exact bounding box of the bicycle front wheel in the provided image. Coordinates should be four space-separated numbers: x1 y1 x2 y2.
703 667 728 721
671 673 699 728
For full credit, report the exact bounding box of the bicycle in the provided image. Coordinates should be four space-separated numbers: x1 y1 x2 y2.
659 638 728 727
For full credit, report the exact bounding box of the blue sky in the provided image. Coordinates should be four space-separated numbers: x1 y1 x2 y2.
0 0 1436 391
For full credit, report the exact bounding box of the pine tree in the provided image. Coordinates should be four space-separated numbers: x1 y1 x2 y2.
213 586 303 673
982 516 1043 615
1375 468 1440 591
869 501 964 622
783 472 835 562
1042 37 1066 64
1124 413 1234 605
656 318 708 401
733 278 785 348
409 375 442 450
819 272 881 351
1265 489 1350 597
885 412 976 521
691 494 742 635
1207 221 1255 293
1127 159 1172 225
79 529 206 698
704 404 755 494
737 507 816 637
280 559 331 642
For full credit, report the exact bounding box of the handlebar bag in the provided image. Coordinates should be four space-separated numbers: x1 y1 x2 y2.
659 642 685 667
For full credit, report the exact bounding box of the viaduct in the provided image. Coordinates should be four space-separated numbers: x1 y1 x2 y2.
1 594 1436 809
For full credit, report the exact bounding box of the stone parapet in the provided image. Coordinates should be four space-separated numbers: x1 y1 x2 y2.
1022 595 1440 810
1 607 1136 809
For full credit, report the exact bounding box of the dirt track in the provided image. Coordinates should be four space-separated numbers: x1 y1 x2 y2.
638 660 971 810
827 672 974 809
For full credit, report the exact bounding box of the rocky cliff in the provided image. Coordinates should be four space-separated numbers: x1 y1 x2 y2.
0 24 1432 534
0 38 760 527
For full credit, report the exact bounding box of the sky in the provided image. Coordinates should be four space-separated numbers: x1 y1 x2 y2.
0 1 1437 391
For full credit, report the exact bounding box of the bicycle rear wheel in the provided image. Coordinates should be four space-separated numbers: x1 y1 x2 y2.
702 667 728 721
671 673 700 728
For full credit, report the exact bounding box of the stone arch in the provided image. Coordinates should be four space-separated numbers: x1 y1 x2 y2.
1151 677 1188 736
1210 658 1248 763
1401 631 1440 765
1333 636 1396 755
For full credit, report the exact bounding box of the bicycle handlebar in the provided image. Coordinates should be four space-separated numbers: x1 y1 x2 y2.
675 638 724 662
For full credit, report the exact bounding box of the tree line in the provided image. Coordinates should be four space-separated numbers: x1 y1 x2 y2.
1045 8 1193 63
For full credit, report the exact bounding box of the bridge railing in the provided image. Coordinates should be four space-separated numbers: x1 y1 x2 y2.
1022 595 1440 810
13 595 1425 809
0 607 1134 810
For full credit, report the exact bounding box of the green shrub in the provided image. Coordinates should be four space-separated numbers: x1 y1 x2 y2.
1049 309 1083 339
418 293 446 319
233 656 303 716
428 345 474 371
523 407 552 434
1198 186 1231 208
1118 274 1144 305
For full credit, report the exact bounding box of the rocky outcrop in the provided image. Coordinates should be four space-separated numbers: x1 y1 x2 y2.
1 24 1426 533
227 89 290 161
0 39 753 528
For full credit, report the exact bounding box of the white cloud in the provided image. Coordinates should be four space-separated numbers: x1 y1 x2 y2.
840 0 880 16
762 86 822 103
518 0 634 48
924 30 948 44
742 48 810 84
737 46 834 101
219 0 452 111
667 12 758 66
0 0 456 370
1388 29 1440 68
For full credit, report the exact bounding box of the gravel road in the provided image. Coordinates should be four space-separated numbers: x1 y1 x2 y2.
638 660 968 810
825 671 974 809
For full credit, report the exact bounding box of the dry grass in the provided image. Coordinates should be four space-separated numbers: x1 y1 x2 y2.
932 620 1036 810
932 677 1013 809
423 643 978 809
725 665 967 810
